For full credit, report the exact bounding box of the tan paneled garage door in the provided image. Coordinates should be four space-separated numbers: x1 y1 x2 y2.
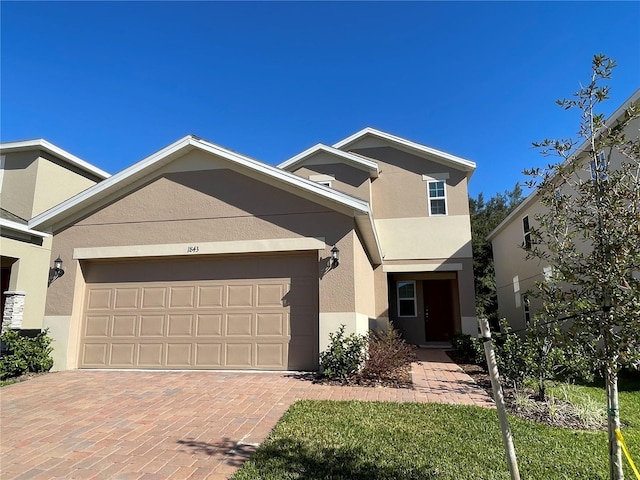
79 253 318 370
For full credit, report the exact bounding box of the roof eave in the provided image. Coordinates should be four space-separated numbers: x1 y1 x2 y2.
0 139 110 179
29 135 374 232
333 127 476 174
278 144 380 178
1 218 50 238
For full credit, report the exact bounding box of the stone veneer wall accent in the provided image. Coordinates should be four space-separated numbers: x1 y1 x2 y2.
2 291 26 332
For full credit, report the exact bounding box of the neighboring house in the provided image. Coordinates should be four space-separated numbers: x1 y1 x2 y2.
0 140 109 356
25 128 476 371
488 89 640 331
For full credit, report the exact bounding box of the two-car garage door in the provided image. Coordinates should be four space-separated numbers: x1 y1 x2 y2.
78 252 318 370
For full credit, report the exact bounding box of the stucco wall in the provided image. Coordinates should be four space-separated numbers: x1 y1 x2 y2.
32 154 99 217
350 146 470 219
0 150 101 221
47 168 357 316
0 151 39 220
353 231 375 318
0 235 52 329
375 216 473 260
291 161 371 201
492 195 554 330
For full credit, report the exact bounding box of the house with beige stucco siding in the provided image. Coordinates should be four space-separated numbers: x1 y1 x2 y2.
0 140 109 355
22 128 476 371
488 89 639 331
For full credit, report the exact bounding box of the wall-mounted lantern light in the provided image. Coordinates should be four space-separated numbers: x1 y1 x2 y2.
48 256 65 286
331 245 340 269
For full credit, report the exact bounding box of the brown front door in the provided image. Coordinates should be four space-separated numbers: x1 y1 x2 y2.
423 280 455 341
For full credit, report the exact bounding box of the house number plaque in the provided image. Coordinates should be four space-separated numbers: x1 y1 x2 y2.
187 246 200 253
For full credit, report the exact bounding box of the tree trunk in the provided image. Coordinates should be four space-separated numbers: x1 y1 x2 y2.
606 366 624 479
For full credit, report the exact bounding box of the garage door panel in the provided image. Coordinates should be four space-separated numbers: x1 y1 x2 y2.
227 285 254 307
196 314 223 336
256 313 285 336
85 316 110 337
112 316 137 337
141 287 167 309
226 313 252 335
225 343 252 367
256 343 285 368
80 253 319 370
82 344 108 366
138 344 163 366
195 343 222 366
170 286 196 308
166 343 192 366
87 289 112 310
140 315 164 336
111 344 136 366
114 288 139 309
167 314 194 336
257 284 285 307
197 285 224 308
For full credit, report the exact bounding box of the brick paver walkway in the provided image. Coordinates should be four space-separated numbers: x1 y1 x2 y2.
0 349 492 479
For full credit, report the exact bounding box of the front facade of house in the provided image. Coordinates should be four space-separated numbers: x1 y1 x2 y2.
24 128 476 371
488 90 640 331
0 140 108 350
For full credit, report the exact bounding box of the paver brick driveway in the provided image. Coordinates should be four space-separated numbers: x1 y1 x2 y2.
1 349 492 479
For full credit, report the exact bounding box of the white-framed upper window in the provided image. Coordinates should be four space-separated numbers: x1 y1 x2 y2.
397 281 417 317
428 180 447 215
522 215 532 249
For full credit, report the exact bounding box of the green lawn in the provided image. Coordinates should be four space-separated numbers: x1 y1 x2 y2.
233 377 640 480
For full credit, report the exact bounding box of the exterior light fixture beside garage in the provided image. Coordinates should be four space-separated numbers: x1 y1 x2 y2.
48 256 65 286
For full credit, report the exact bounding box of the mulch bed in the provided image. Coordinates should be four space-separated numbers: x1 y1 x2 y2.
299 364 414 390
446 351 605 430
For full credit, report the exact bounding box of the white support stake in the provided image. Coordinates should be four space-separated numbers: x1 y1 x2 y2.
479 318 521 480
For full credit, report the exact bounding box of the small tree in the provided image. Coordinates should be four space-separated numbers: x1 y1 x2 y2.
525 54 640 479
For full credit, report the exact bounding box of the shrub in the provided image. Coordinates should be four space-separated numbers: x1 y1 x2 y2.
360 326 416 383
493 320 531 391
450 332 486 367
0 329 54 380
319 325 366 381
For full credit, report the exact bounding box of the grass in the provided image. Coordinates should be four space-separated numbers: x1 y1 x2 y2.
233 377 640 480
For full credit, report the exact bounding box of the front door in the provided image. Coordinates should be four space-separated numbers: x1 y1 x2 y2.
423 280 455 341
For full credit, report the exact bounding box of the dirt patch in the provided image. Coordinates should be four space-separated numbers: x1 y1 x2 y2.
447 351 605 430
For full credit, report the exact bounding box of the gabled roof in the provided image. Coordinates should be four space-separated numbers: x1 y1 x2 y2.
278 143 379 178
0 139 110 180
487 87 640 242
28 135 383 263
333 127 476 175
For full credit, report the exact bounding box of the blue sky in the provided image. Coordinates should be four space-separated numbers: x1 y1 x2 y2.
2 1 638 198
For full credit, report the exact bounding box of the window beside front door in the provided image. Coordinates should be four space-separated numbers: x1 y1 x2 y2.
397 281 417 317
428 180 447 215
